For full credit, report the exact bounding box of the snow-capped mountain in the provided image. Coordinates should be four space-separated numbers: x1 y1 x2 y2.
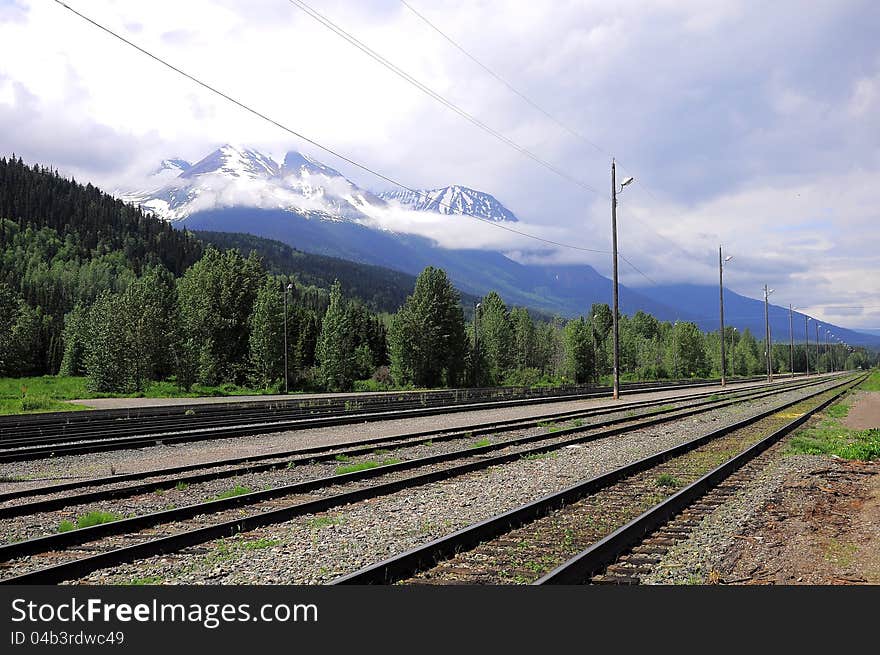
121 144 384 223
379 185 518 222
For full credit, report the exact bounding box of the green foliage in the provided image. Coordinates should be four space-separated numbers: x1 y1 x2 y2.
789 427 880 461
477 291 513 384
194 230 423 314
213 486 254 500
655 473 681 488
58 510 121 532
177 247 265 386
859 370 880 392
563 317 594 384
334 458 401 475
248 279 285 389
389 267 468 388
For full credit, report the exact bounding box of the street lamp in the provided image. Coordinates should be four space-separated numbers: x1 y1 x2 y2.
283 282 293 394
788 304 795 378
763 285 774 382
719 248 733 387
610 161 633 400
815 322 821 373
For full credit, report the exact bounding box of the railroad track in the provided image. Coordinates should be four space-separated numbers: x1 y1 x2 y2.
0 375 783 461
330 373 864 585
0 375 827 515
0 373 846 584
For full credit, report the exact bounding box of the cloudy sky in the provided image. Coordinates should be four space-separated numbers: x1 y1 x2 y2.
1 0 879 329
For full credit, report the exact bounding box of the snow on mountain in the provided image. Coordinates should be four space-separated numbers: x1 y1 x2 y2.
378 185 519 222
120 145 385 223
153 158 191 176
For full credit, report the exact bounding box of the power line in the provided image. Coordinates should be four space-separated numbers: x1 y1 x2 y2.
618 252 657 286
52 0 609 255
398 0 697 264
286 0 602 196
398 0 608 158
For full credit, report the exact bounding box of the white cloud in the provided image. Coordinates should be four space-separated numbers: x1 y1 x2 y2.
0 0 878 328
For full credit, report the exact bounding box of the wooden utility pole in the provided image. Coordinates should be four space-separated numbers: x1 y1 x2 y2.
610 160 620 400
763 285 772 382
788 304 794 378
719 246 727 387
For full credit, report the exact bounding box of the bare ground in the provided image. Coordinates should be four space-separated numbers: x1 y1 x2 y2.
718 458 880 585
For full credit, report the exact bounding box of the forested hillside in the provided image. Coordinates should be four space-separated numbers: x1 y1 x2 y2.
0 156 874 399
194 230 420 314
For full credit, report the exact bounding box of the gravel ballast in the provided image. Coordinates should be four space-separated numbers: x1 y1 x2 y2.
65 380 844 585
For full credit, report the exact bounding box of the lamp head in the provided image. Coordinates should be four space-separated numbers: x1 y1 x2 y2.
620 176 634 188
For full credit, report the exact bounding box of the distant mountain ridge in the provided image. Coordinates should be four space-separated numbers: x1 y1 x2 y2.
379 185 518 222
117 145 880 348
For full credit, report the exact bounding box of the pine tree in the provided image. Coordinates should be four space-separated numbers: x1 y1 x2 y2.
249 279 284 389
388 267 467 388
59 303 88 376
563 317 594 384
315 281 355 391
477 291 513 384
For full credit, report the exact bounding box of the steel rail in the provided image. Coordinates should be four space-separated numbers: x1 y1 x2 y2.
1 375 786 443
329 374 862 584
0 376 809 462
1 375 776 430
0 376 829 519
0 374 851 584
535 376 863 584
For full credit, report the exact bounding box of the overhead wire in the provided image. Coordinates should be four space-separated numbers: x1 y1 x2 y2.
52 0 610 255
286 0 602 196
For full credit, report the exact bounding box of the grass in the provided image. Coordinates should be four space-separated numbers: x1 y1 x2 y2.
788 426 880 461
175 481 190 491
825 402 850 419
308 514 343 529
650 404 677 415
655 473 681 488
786 392 880 461
57 510 121 533
334 454 351 463
521 451 558 461
123 576 164 586
242 538 280 550
469 438 492 448
212 485 253 500
334 458 401 475
858 370 880 392
537 421 560 432
0 375 294 416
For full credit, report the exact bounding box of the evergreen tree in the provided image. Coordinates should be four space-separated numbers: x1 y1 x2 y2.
315 281 355 391
59 304 88 377
563 317 594 384
0 284 19 375
477 291 513 384
177 247 264 385
510 306 538 380
248 279 285 390
388 267 467 388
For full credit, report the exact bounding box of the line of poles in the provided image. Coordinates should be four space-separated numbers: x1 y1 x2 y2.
608 161 854 400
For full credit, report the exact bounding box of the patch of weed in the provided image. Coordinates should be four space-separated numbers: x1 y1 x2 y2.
213 485 253 500
655 473 681 488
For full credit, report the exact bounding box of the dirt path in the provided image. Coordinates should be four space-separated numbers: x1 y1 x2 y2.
843 390 880 430
719 458 880 584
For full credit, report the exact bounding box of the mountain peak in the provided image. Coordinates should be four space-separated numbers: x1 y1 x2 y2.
378 185 519 222
152 158 191 177
182 144 279 180
281 151 344 179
